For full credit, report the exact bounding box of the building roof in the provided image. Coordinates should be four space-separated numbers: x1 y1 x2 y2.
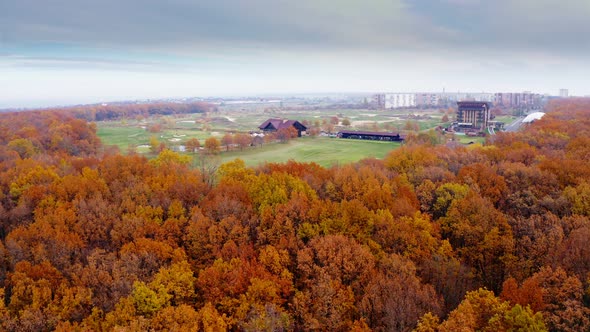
258 118 306 130
258 118 282 130
457 101 491 108
522 112 545 123
281 120 298 128
338 130 401 137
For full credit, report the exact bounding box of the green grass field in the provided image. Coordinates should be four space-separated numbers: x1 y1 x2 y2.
96 107 453 167
220 137 400 167
97 125 221 151
455 135 486 145
97 126 149 150
98 125 401 167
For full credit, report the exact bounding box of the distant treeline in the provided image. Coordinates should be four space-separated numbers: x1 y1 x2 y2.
70 102 212 121
8 101 212 122
0 111 102 158
0 101 210 158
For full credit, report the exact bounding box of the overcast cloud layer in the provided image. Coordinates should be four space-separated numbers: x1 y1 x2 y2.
1 0 589 107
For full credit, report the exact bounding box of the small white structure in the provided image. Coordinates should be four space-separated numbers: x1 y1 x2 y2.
522 112 545 123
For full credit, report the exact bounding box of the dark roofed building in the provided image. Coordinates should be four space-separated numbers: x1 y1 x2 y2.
456 101 491 133
258 118 307 137
337 130 404 142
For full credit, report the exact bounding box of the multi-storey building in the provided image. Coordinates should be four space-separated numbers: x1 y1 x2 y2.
559 89 569 98
456 101 491 133
415 93 440 108
372 94 386 109
444 92 494 104
373 91 542 110
384 93 416 109
493 92 543 109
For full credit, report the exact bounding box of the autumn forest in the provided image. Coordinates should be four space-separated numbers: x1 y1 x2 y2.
0 99 590 331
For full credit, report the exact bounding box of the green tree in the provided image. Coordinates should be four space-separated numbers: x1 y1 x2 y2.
7 138 37 158
433 288 547 332
131 281 170 317
149 261 195 306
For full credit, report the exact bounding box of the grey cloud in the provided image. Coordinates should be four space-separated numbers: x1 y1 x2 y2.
0 54 186 72
488 0 590 53
409 0 590 57
1 0 341 48
0 0 432 52
1 0 588 59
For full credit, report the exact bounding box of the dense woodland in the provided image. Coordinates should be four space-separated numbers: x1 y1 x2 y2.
3 101 211 122
0 99 589 331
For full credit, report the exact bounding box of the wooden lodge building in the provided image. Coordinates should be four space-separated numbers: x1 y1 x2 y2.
258 119 307 137
337 130 404 142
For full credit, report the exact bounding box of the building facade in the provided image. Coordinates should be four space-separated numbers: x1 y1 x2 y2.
559 89 569 98
384 93 416 109
258 118 307 137
338 130 403 141
372 94 386 109
456 101 491 133
372 91 542 110
415 93 440 108
493 92 543 109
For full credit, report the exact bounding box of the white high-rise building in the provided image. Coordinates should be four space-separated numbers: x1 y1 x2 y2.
384 93 416 109
559 89 569 98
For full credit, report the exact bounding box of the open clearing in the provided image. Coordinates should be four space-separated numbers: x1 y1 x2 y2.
97 121 402 167
220 137 400 167
97 126 215 151
96 106 488 167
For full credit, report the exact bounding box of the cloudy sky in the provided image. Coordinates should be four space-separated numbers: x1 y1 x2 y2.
1 0 589 108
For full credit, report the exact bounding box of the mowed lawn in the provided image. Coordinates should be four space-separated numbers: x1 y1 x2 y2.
97 126 400 167
221 137 401 168
97 125 215 151
97 126 147 150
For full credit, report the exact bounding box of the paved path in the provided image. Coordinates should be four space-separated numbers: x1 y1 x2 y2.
504 116 525 132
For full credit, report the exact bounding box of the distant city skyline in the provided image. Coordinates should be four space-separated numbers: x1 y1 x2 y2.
1 0 589 108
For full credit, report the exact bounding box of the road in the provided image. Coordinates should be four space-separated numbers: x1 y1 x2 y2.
504 116 526 132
